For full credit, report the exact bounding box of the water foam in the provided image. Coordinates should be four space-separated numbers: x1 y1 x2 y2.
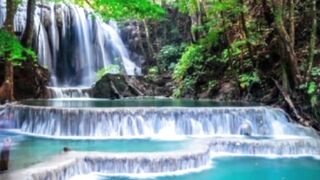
6 105 318 138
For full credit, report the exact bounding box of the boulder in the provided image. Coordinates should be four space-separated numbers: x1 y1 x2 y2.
0 61 50 100
92 74 173 99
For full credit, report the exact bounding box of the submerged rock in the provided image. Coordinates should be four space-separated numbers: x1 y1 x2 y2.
239 121 253 136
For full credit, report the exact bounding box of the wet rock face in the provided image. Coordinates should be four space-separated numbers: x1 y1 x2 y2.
0 61 50 100
92 74 140 99
92 74 173 98
119 7 192 72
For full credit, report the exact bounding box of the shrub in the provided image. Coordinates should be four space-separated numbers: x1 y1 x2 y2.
96 65 120 81
173 44 205 97
155 44 186 71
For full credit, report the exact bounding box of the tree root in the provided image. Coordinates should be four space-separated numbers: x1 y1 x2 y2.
271 78 305 124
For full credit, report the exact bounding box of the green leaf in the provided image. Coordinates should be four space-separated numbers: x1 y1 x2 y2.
0 29 36 65
307 81 317 95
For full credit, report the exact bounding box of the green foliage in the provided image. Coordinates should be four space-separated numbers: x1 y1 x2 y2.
148 66 159 75
220 40 246 61
305 68 320 107
311 67 320 77
200 0 247 49
175 0 198 15
239 72 260 89
306 82 319 108
73 0 165 20
0 30 36 65
209 0 243 14
155 44 186 71
96 65 120 81
207 79 218 92
307 81 317 95
173 76 196 98
299 81 319 107
173 88 182 98
310 95 318 108
174 44 204 81
173 44 205 97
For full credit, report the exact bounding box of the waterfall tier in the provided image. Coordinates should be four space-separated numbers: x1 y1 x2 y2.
1 104 320 180
1 137 320 180
0 2 140 88
207 137 320 156
47 87 91 98
5 105 318 138
0 149 211 180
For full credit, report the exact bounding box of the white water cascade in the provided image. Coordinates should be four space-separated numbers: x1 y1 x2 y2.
1 104 320 180
0 2 140 98
5 105 318 138
0 149 212 180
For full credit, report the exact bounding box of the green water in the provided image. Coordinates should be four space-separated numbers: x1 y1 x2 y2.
97 157 320 180
20 98 258 108
0 131 190 170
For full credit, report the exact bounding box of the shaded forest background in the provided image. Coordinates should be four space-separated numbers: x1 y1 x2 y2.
0 0 319 129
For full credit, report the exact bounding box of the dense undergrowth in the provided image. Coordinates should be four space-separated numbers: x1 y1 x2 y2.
142 0 320 129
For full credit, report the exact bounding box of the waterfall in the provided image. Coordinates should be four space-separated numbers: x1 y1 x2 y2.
0 149 211 180
207 137 320 156
0 2 140 98
0 0 4 25
46 87 91 98
1 104 320 179
6 105 318 138
1 136 319 180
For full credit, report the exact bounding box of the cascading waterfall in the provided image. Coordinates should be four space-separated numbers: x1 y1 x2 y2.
49 3 59 86
0 2 140 98
1 104 320 179
6 106 319 138
47 87 91 98
207 137 320 155
1 1 320 179
0 149 211 180
0 0 5 26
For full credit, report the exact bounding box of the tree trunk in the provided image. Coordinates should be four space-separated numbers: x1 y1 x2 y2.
4 62 14 101
219 1 240 97
0 0 18 101
305 0 317 81
21 0 36 48
271 0 300 88
143 19 159 70
262 0 273 27
239 0 255 67
288 0 295 48
3 0 17 33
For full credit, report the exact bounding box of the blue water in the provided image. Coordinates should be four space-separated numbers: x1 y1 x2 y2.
0 130 190 170
97 157 320 180
2 99 320 179
19 98 258 108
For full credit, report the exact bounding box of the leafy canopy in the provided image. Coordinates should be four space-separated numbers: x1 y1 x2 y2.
73 0 165 20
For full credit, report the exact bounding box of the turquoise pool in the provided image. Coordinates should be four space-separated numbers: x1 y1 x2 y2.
1 99 320 180
0 130 190 170
19 98 258 108
96 157 320 180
